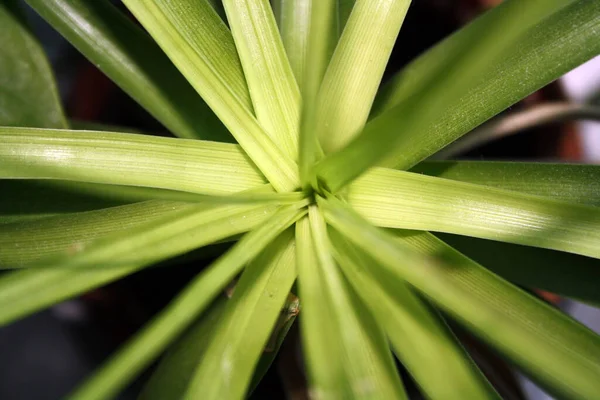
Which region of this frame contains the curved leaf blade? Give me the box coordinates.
[316,0,600,190]
[349,168,600,259]
[0,128,266,195]
[320,197,600,399]
[316,0,411,153]
[0,1,66,128]
[25,0,230,141]
[185,229,297,399]
[223,0,300,158]
[298,206,407,400]
[122,0,299,191]
[329,230,499,400]
[438,233,600,306]
[412,161,600,207]
[68,205,305,400]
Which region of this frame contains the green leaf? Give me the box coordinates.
[320,197,600,399]
[0,180,127,224]
[411,161,600,207]
[184,229,297,399]
[349,167,600,259]
[371,0,575,116]
[295,216,343,396]
[0,201,187,267]
[298,0,337,187]
[0,1,66,128]
[316,0,411,153]
[298,206,407,399]
[0,128,266,195]
[122,0,299,191]
[223,0,300,158]
[372,0,598,170]
[24,201,286,269]
[25,0,230,141]
[329,230,499,400]
[69,205,306,400]
[248,292,299,393]
[275,0,337,92]
[438,233,600,306]
[316,0,600,191]
[140,297,228,400]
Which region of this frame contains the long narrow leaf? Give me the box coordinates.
[0,201,186,267]
[349,167,600,259]
[139,297,228,400]
[320,197,600,399]
[298,0,337,187]
[329,230,499,400]
[371,0,574,115]
[0,128,266,195]
[316,0,411,153]
[69,205,306,400]
[412,161,600,207]
[301,205,407,399]
[295,215,344,397]
[123,0,298,191]
[223,0,300,158]
[373,0,598,170]
[22,201,285,269]
[25,0,230,141]
[0,1,66,128]
[316,0,600,191]
[438,233,600,306]
[184,229,297,399]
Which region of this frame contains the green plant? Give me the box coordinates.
[1,0,600,398]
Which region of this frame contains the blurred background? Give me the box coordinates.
[1,0,599,399]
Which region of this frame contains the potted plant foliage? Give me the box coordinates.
[1,0,599,398]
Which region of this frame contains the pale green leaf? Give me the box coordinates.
[185,229,296,399]
[223,0,300,158]
[298,0,337,187]
[21,201,285,269]
[0,1,66,128]
[329,230,498,400]
[320,197,600,399]
[412,161,600,207]
[438,233,600,306]
[275,0,337,92]
[275,0,313,90]
[25,0,230,141]
[316,0,600,191]
[316,0,411,153]
[123,0,299,191]
[0,201,186,267]
[295,215,344,397]
[69,205,306,400]
[300,205,407,400]
[0,128,266,195]
[349,167,600,259]
[140,298,228,400]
